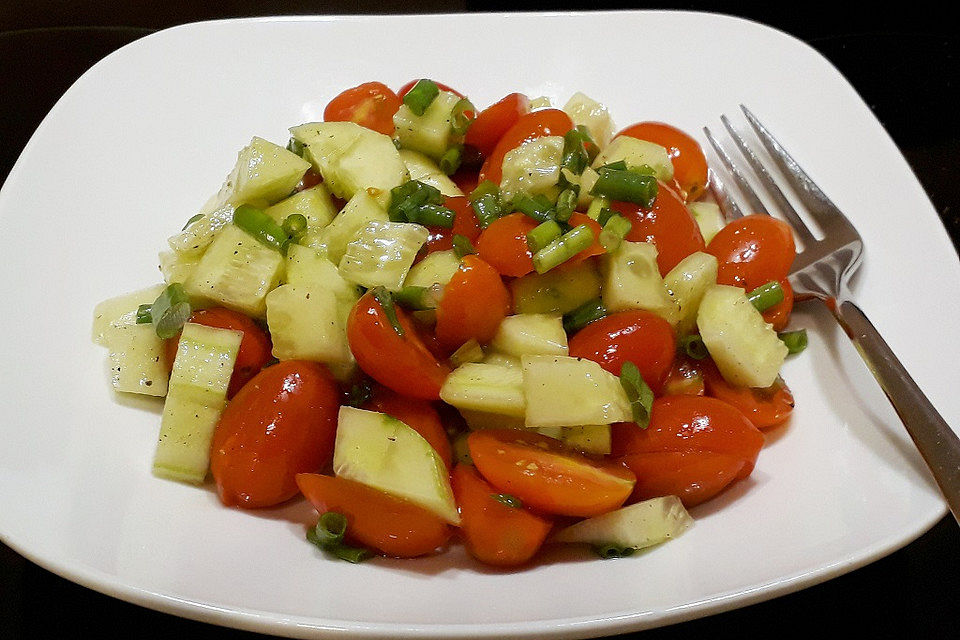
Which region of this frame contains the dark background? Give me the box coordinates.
[2,2,958,638]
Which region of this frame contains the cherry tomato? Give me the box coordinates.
[660,355,706,397]
[435,254,511,351]
[451,168,480,196]
[706,214,796,290]
[702,360,794,430]
[567,310,676,395]
[210,361,340,508]
[611,181,705,276]
[451,464,553,567]
[363,385,453,469]
[612,395,764,507]
[323,81,402,136]
[762,277,794,331]
[165,307,273,399]
[396,79,464,99]
[616,122,709,201]
[295,168,323,192]
[464,93,531,158]
[478,109,574,185]
[468,429,635,517]
[347,291,451,400]
[475,212,539,277]
[422,195,482,255]
[296,474,452,558]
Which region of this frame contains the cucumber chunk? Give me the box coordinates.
[404,249,460,289]
[440,363,526,418]
[264,183,338,230]
[489,314,568,358]
[522,355,632,428]
[338,220,429,291]
[499,136,564,204]
[399,149,463,197]
[563,92,615,147]
[550,495,693,550]
[393,90,462,161]
[687,201,726,245]
[601,241,680,323]
[265,284,355,376]
[307,189,389,264]
[592,136,673,182]
[510,260,602,315]
[662,251,719,336]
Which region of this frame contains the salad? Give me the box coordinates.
[92,79,805,567]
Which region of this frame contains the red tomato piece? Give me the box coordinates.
[467,429,636,518]
[660,355,707,397]
[323,81,402,136]
[422,195,482,255]
[435,255,511,351]
[210,361,340,508]
[296,474,452,558]
[617,451,746,508]
[464,92,531,158]
[165,307,273,399]
[567,310,676,395]
[363,385,453,469]
[396,79,464,99]
[762,277,794,331]
[707,214,796,290]
[611,181,705,276]
[475,212,539,277]
[702,360,795,430]
[346,292,451,400]
[616,121,709,202]
[478,109,574,185]
[451,464,554,567]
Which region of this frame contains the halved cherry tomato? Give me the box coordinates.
[464,93,531,158]
[612,395,764,507]
[210,361,340,508]
[422,195,482,255]
[396,79,464,99]
[165,307,273,398]
[295,168,323,192]
[468,429,635,517]
[762,277,794,331]
[478,109,574,185]
[347,291,451,400]
[611,181,705,276]
[451,464,553,567]
[475,212,539,277]
[616,122,709,202]
[451,168,480,196]
[567,310,675,395]
[296,474,452,558]
[363,385,453,469]
[661,355,706,397]
[706,214,796,290]
[435,254,511,351]
[324,81,402,136]
[702,360,794,430]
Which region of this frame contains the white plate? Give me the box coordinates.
[1,11,958,639]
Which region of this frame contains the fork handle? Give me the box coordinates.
[835,300,960,524]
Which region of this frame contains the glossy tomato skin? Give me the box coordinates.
[702,360,794,430]
[363,385,453,469]
[706,214,796,290]
[475,212,538,277]
[464,93,531,158]
[616,121,709,202]
[210,361,340,509]
[435,254,511,351]
[478,109,574,185]
[165,307,273,399]
[611,181,705,276]
[323,81,402,136]
[567,310,676,395]
[422,195,482,255]
[347,291,451,400]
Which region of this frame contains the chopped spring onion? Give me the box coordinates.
[586,196,610,221]
[410,203,456,228]
[526,220,563,254]
[747,281,784,312]
[392,284,443,311]
[562,128,591,174]
[554,187,579,223]
[596,160,628,172]
[590,168,658,207]
[439,145,463,175]
[233,204,289,253]
[450,339,485,367]
[371,286,404,337]
[181,213,204,230]
[286,137,305,156]
[619,361,655,429]
[491,493,523,509]
[469,180,503,228]
[513,193,555,223]
[593,544,636,559]
[576,125,600,162]
[389,180,445,223]
[135,303,153,325]
[282,213,308,238]
[598,213,632,252]
[402,79,440,116]
[679,334,709,360]
[150,283,191,340]
[306,512,372,564]
[532,224,593,273]
[452,234,477,259]
[345,379,373,408]
[779,329,808,354]
[563,297,607,333]
[451,98,476,136]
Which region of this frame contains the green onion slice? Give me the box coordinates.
[150,283,191,340]
[392,284,443,311]
[554,187,578,223]
[452,234,477,259]
[233,204,289,253]
[590,168,658,207]
[491,493,523,508]
[135,303,153,325]
[306,512,372,564]
[389,180,445,223]
[345,379,373,408]
[593,544,636,559]
[747,281,785,312]
[779,329,808,354]
[513,193,555,223]
[411,203,456,228]
[620,361,655,429]
[526,220,563,254]
[469,181,503,228]
[598,213,632,252]
[451,98,476,136]
[679,334,709,360]
[403,79,440,116]
[562,298,607,333]
[439,145,463,175]
[181,213,204,231]
[532,224,593,273]
[372,287,404,337]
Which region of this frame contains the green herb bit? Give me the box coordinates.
[779,329,808,354]
[576,125,600,162]
[513,193,555,223]
[555,188,578,223]
[233,204,289,253]
[150,283,191,340]
[562,129,590,175]
[469,181,503,228]
[619,361,655,429]
[403,79,440,116]
[590,168,658,207]
[491,493,523,508]
[593,544,636,559]
[135,304,153,325]
[410,203,456,228]
[596,160,628,172]
[371,286,404,337]
[306,512,373,564]
[452,234,477,259]
[532,224,593,273]
[439,145,463,175]
[389,180,444,223]
[286,137,305,156]
[586,196,610,221]
[747,281,784,312]
[451,98,476,136]
[345,379,373,407]
[679,334,709,360]
[393,284,443,311]
[526,219,563,254]
[598,213,632,252]
[562,298,607,333]
[181,213,204,231]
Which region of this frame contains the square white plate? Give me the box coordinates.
[1,11,958,639]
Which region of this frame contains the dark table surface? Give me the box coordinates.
[2,3,958,638]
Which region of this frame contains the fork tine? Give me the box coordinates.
[706,167,745,220]
[719,115,818,246]
[703,126,767,217]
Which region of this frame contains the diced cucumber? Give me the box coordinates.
[439,363,526,418]
[399,149,463,197]
[167,203,234,255]
[338,220,428,291]
[284,243,359,306]
[458,408,526,431]
[489,314,568,358]
[184,223,284,318]
[687,201,726,245]
[449,339,485,367]
[152,323,242,484]
[601,241,680,323]
[92,284,166,346]
[561,425,611,455]
[403,249,460,289]
[521,355,632,428]
[265,284,355,376]
[333,407,460,525]
[481,352,522,369]
[499,136,564,203]
[563,92,615,147]
[158,249,202,285]
[593,136,673,182]
[697,284,789,387]
[550,496,693,550]
[291,121,408,206]
[510,260,602,315]
[662,251,718,336]
[203,136,311,212]
[264,183,338,230]
[393,90,462,161]
[309,189,389,264]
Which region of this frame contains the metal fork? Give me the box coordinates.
[704,106,960,524]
